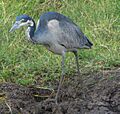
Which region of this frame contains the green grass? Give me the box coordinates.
[0,0,119,85]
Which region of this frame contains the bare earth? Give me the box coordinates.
[0,68,120,114]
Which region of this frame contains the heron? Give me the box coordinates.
[10,12,93,104]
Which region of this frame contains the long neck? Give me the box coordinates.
[26,19,46,44]
[26,19,36,43]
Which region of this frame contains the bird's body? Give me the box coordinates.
[19,12,92,55]
[10,12,93,104]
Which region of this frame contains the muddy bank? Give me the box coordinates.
[0,69,120,114]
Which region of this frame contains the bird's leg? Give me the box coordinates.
[73,51,84,88]
[73,51,80,76]
[73,51,87,99]
[55,51,65,104]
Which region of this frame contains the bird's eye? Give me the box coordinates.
[21,19,26,22]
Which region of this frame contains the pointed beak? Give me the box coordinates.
[9,22,20,32]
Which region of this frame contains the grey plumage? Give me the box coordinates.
[10,12,93,104]
[34,12,92,54]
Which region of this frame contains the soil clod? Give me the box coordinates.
[0,69,120,114]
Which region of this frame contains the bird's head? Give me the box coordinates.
[9,15,34,32]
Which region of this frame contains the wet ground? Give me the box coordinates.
[0,68,120,114]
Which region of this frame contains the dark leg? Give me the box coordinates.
[73,51,86,102]
[55,52,65,104]
[73,51,84,88]
[73,51,80,76]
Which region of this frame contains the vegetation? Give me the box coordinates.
[0,0,119,86]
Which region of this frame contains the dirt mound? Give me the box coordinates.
[0,69,120,114]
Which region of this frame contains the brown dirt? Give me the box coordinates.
[0,68,120,114]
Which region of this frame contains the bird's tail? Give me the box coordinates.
[84,36,93,48]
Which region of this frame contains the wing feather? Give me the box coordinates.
[57,21,88,49]
[35,12,90,49]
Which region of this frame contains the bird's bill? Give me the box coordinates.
[9,21,20,32]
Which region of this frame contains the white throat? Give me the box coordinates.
[27,20,34,26]
[26,27,31,40]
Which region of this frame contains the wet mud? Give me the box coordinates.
[0,69,120,114]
